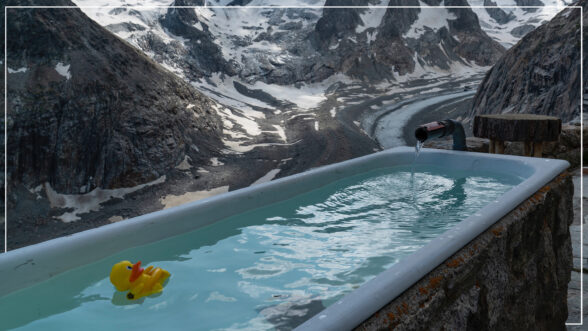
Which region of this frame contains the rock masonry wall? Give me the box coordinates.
[355,172,573,330]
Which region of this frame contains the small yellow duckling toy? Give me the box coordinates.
[110,260,171,300]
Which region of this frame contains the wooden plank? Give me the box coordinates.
[524,141,532,156]
[495,140,505,154]
[533,142,544,158]
[473,114,561,142]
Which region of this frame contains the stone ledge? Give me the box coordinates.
[356,172,573,330]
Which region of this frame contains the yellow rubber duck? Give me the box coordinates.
[110,260,170,300]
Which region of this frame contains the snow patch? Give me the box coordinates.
[211,102,265,154]
[210,157,224,166]
[73,0,168,31]
[108,215,125,223]
[222,141,300,154]
[8,67,27,74]
[404,1,456,39]
[160,186,229,209]
[468,0,564,48]
[55,62,71,79]
[46,175,166,223]
[272,125,287,143]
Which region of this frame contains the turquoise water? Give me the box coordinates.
[0,165,523,330]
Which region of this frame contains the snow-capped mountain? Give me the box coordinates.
[468,0,571,47]
[68,0,570,171]
[75,0,508,85]
[70,0,566,113]
[310,0,505,82]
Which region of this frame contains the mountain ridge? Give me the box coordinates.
[469,0,583,122]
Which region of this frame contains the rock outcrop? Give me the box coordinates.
[483,0,516,24]
[469,1,584,123]
[445,0,505,66]
[156,0,237,80]
[5,0,223,195]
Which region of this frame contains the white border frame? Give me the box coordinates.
[2,2,583,327]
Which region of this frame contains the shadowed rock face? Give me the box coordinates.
[314,0,365,44]
[446,0,506,66]
[5,0,223,194]
[470,1,584,123]
[158,0,237,80]
[484,0,516,24]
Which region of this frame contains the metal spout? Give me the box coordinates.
[414,119,466,151]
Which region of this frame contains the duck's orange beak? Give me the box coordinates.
[129,261,144,283]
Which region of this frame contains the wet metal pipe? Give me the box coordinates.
[415,119,467,151]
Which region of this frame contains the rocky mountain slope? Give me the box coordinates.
[5,0,224,195]
[469,0,584,122]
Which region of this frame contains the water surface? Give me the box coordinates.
[0,164,523,330]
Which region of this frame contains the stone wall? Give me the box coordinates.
[355,172,573,330]
[423,124,585,168]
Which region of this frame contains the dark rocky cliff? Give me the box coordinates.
[156,0,236,80]
[445,0,505,66]
[5,0,223,195]
[469,1,584,123]
[483,0,516,24]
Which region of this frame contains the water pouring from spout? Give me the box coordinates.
[414,119,467,151]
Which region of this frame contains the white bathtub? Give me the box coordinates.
[0,147,569,330]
